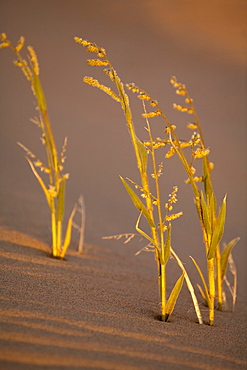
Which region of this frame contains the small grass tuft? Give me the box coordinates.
[127,76,240,325]
[1,33,78,259]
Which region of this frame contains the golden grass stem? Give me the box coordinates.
[143,103,168,319]
[216,245,223,311]
[160,263,166,320]
[207,258,215,325]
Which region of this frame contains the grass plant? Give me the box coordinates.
[75,37,203,323]
[73,195,86,253]
[125,77,239,325]
[0,33,77,259]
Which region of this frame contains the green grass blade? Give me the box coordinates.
[57,176,67,223]
[171,249,203,324]
[120,176,155,228]
[203,156,216,209]
[200,191,211,241]
[220,237,240,281]
[207,195,227,260]
[33,72,47,112]
[61,203,77,258]
[164,273,184,321]
[163,223,171,265]
[112,73,147,176]
[190,255,210,306]
[136,136,148,174]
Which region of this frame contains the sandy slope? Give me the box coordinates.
[0,225,246,370]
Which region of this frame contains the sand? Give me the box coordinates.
[0,224,246,370]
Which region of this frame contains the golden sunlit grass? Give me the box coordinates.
[75,37,203,324]
[0,32,239,326]
[126,77,239,325]
[75,37,239,326]
[0,33,80,259]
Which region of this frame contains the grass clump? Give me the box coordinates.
[0,33,77,259]
[75,37,203,324]
[168,77,239,320]
[127,77,239,325]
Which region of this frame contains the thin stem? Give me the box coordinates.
[160,263,166,320]
[216,245,223,310]
[143,102,166,317]
[42,110,59,186]
[51,207,57,256]
[208,258,215,325]
[156,103,200,198]
[57,220,62,255]
[172,249,203,324]
[108,62,160,261]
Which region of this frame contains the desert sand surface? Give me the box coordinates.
[0,227,247,370]
[0,225,246,370]
[0,1,246,369]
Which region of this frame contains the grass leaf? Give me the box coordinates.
[57,176,67,223]
[165,273,184,321]
[220,237,240,281]
[163,223,171,265]
[120,176,155,228]
[171,249,203,324]
[200,191,211,245]
[136,136,148,174]
[61,203,77,258]
[207,195,227,260]
[32,73,47,112]
[190,256,210,306]
[203,156,216,209]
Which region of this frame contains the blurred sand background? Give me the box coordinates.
[0,1,246,368]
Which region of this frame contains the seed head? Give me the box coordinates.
[170,76,180,88]
[165,212,183,221]
[15,36,25,53]
[194,148,210,159]
[87,59,109,67]
[209,162,214,171]
[165,125,176,133]
[165,147,176,159]
[27,46,39,75]
[142,110,161,118]
[176,87,186,96]
[83,76,120,102]
[86,45,99,53]
[138,93,151,101]
[173,104,194,114]
[0,33,10,48]
[74,37,91,47]
[126,83,140,93]
[167,186,179,204]
[187,123,197,130]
